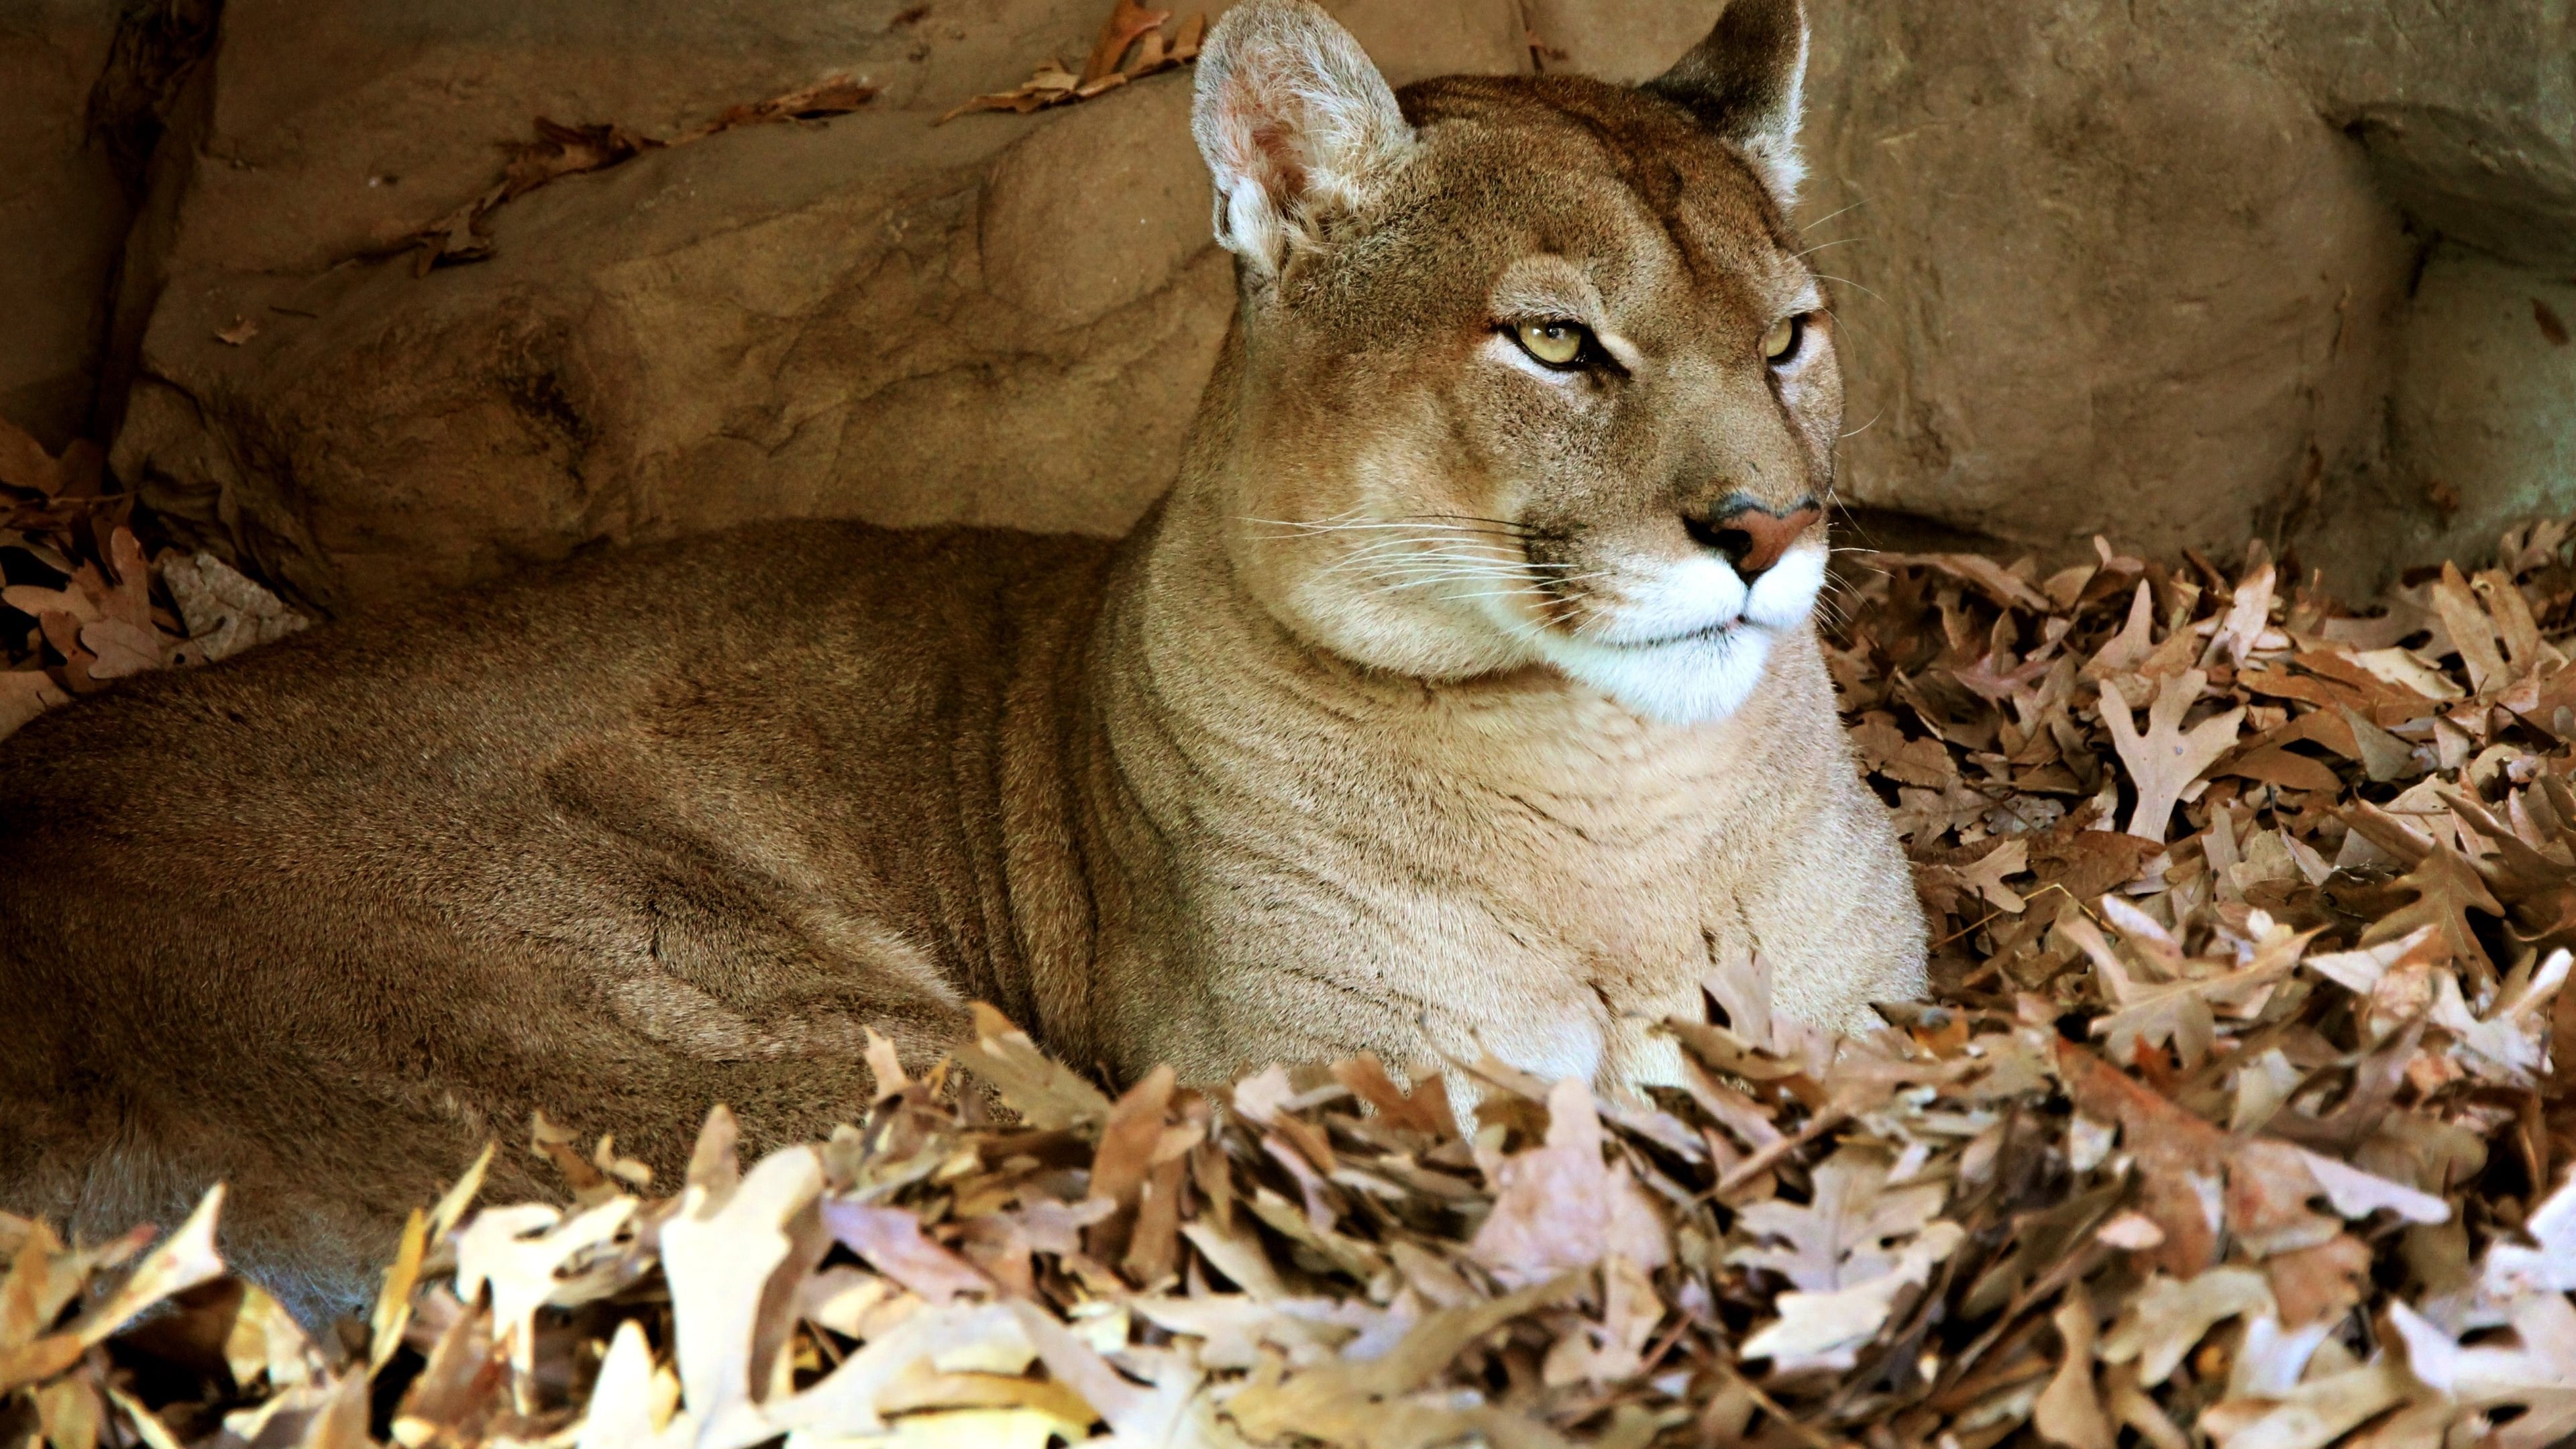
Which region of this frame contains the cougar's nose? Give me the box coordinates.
[1684,497,1823,579]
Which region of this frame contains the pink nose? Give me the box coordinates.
[1686,499,1821,578]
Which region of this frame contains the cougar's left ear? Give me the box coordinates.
[1642,0,1809,203]
[1191,0,1413,281]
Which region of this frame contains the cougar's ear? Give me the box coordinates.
[1643,0,1809,203]
[1191,0,1413,280]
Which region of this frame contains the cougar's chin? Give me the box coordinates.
[1512,547,1827,725]
[1532,625,1781,724]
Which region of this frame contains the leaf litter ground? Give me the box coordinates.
[7,502,2576,1448]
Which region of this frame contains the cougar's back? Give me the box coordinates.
[0,522,1114,1320]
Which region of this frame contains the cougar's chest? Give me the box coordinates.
[1351,698,1770,1082]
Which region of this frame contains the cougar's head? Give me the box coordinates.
[1193,0,1839,724]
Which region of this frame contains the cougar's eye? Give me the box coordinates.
[1762,315,1805,365]
[1513,319,1591,369]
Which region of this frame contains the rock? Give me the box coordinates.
[0,0,130,448]
[2377,249,2576,573]
[2265,0,2576,272]
[1525,0,1721,82]
[142,0,1115,280]
[116,89,1228,611]
[2258,1,2576,589]
[107,0,1529,613]
[1799,0,2414,568]
[1331,0,1529,80]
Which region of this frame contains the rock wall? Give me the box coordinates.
[0,0,128,451]
[3,0,2571,612]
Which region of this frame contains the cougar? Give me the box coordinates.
[0,0,1923,1320]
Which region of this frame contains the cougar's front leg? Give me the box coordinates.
[1725,759,1929,1036]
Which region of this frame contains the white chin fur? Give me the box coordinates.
[1534,625,1780,724]
[1513,545,1827,725]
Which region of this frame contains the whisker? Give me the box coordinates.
[1813,273,1886,305]
[1231,515,1636,608]
[1322,550,1598,583]
[1254,520,1507,535]
[1391,577,1546,595]
[1328,549,1527,570]
[1399,512,1542,537]
[1242,514,1529,540]
[1368,565,1532,582]
[1796,200,1866,237]
[1309,540,1519,564]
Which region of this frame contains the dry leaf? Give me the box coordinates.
[2100,669,2245,838]
[957,1003,1114,1129]
[163,550,308,664]
[2391,1293,2576,1449]
[823,1202,991,1305]
[0,670,69,739]
[2101,1267,2275,1387]
[1738,1222,1962,1375]
[2035,1285,2113,1449]
[23,520,2576,1449]
[1727,1149,1947,1292]
[1469,1079,1670,1284]
[2200,1359,2414,1449]
[944,2,1207,120]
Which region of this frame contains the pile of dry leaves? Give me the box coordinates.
[7,519,2576,1449]
[0,420,306,741]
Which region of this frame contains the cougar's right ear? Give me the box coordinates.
[1191,0,1413,280]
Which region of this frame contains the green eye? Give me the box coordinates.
[1514,319,1588,368]
[1763,315,1805,364]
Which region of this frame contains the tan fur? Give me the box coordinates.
[0,0,1921,1321]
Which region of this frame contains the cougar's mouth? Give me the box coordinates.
[1495,541,1828,724]
[1599,616,1752,649]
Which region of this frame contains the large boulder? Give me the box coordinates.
[0,0,129,449]
[2261,0,2576,584]
[108,0,1527,612]
[115,89,1227,612]
[2265,0,2576,273]
[1795,0,2414,567]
